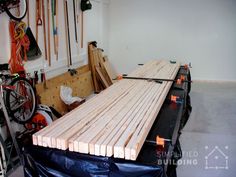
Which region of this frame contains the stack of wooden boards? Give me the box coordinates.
[36,65,94,115]
[33,60,180,161]
[88,43,117,92]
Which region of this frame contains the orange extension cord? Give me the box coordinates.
[8,21,30,74]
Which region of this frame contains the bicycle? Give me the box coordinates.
[0,0,27,21]
[0,64,36,124]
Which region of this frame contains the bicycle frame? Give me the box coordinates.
[0,70,35,122]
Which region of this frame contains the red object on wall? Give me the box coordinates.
[8,21,30,74]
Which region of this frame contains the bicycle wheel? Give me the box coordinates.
[5,0,27,21]
[5,77,37,124]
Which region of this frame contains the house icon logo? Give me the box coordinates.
[205,146,228,170]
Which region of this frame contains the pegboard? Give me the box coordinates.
[36,65,94,115]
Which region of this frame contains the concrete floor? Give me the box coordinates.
[177,81,236,177]
[8,82,236,177]
[8,166,24,177]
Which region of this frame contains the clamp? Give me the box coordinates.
[146,135,172,148]
[171,95,183,104]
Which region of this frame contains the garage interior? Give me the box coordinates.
[0,0,236,177]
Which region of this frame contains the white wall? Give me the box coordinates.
[0,0,109,79]
[1,0,236,81]
[108,0,236,81]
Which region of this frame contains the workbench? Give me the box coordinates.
[23,66,191,177]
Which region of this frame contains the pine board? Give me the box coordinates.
[33,60,180,160]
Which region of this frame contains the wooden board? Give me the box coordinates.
[33,60,180,160]
[88,44,100,92]
[98,54,113,85]
[103,56,117,83]
[96,67,109,88]
[88,44,113,91]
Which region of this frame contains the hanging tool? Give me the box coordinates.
[26,73,33,85]
[55,0,59,60]
[36,0,43,42]
[80,0,92,48]
[51,0,57,57]
[81,7,84,48]
[26,0,30,26]
[51,0,55,52]
[42,0,48,61]
[73,0,78,43]
[34,71,39,85]
[40,69,44,82]
[47,0,51,66]
[76,0,80,25]
[40,69,47,89]
[64,0,72,66]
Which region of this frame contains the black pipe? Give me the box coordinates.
[120,76,192,83]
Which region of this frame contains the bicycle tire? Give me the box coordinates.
[5,0,27,21]
[5,77,37,124]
